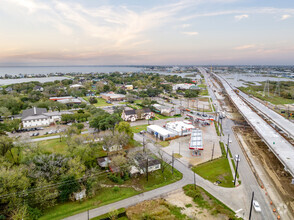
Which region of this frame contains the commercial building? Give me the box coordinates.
[189,129,203,151]
[100,92,126,101]
[165,121,195,136]
[49,96,82,105]
[172,83,198,91]
[147,125,175,141]
[21,107,72,128]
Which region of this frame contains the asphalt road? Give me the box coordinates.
[200,67,275,220]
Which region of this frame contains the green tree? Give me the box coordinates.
[0,136,14,157]
[115,121,133,139]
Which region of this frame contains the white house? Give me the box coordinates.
[21,107,72,128]
[133,153,161,175]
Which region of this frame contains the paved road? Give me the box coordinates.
[200,68,276,220]
[238,90,294,139]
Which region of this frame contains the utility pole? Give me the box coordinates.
[249,192,254,220]
[143,133,145,153]
[211,143,215,161]
[179,142,180,155]
[226,134,230,158]
[234,156,239,187]
[194,172,196,190]
[146,157,149,182]
[172,151,174,175]
[87,210,89,220]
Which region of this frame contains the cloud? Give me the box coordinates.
[181,7,294,21]
[234,44,255,50]
[235,14,249,21]
[182,24,191,28]
[281,14,291,20]
[182,31,199,36]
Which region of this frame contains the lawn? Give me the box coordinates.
[154,113,181,120]
[192,157,234,187]
[158,141,170,147]
[40,188,138,220]
[84,97,112,107]
[37,138,67,154]
[93,98,113,107]
[131,124,148,133]
[40,162,182,220]
[183,185,240,219]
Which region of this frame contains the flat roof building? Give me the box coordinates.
[189,129,203,151]
[165,121,195,136]
[147,125,175,141]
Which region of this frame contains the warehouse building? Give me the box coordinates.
[147,125,175,141]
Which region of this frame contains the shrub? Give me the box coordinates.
[113,186,120,192]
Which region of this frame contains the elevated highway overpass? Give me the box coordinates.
[212,72,294,178]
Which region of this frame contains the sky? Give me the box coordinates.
[0,0,294,66]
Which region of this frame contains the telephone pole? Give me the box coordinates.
[249,192,254,220]
[211,143,215,161]
[172,151,174,175]
[194,172,196,189]
[226,134,230,158]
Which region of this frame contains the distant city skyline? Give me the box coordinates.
[0,0,294,65]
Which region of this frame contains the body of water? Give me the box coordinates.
[0,66,142,76]
[0,77,70,86]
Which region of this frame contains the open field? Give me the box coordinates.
[192,157,234,187]
[238,81,294,105]
[131,124,148,133]
[84,97,113,107]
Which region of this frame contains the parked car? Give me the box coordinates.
[202,114,207,117]
[196,112,201,116]
[253,200,261,212]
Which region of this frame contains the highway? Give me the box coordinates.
[237,90,294,140]
[200,68,276,220]
[211,71,294,178]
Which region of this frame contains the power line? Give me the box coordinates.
[0,171,108,199]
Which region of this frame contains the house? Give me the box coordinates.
[147,125,176,141]
[165,121,195,136]
[121,109,137,122]
[121,108,154,122]
[33,86,44,92]
[70,84,84,89]
[5,87,13,92]
[21,107,72,128]
[124,85,133,90]
[133,153,161,174]
[152,104,180,116]
[172,83,197,91]
[97,157,111,168]
[100,92,125,101]
[86,90,95,97]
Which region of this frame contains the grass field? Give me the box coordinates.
[192,157,234,187]
[183,185,239,219]
[37,138,67,154]
[41,162,182,220]
[84,97,112,107]
[158,141,170,147]
[154,113,181,120]
[131,124,148,133]
[40,188,138,220]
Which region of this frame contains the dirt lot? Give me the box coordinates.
[165,189,227,220]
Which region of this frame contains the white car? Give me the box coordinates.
[253,200,261,212]
[235,154,240,162]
